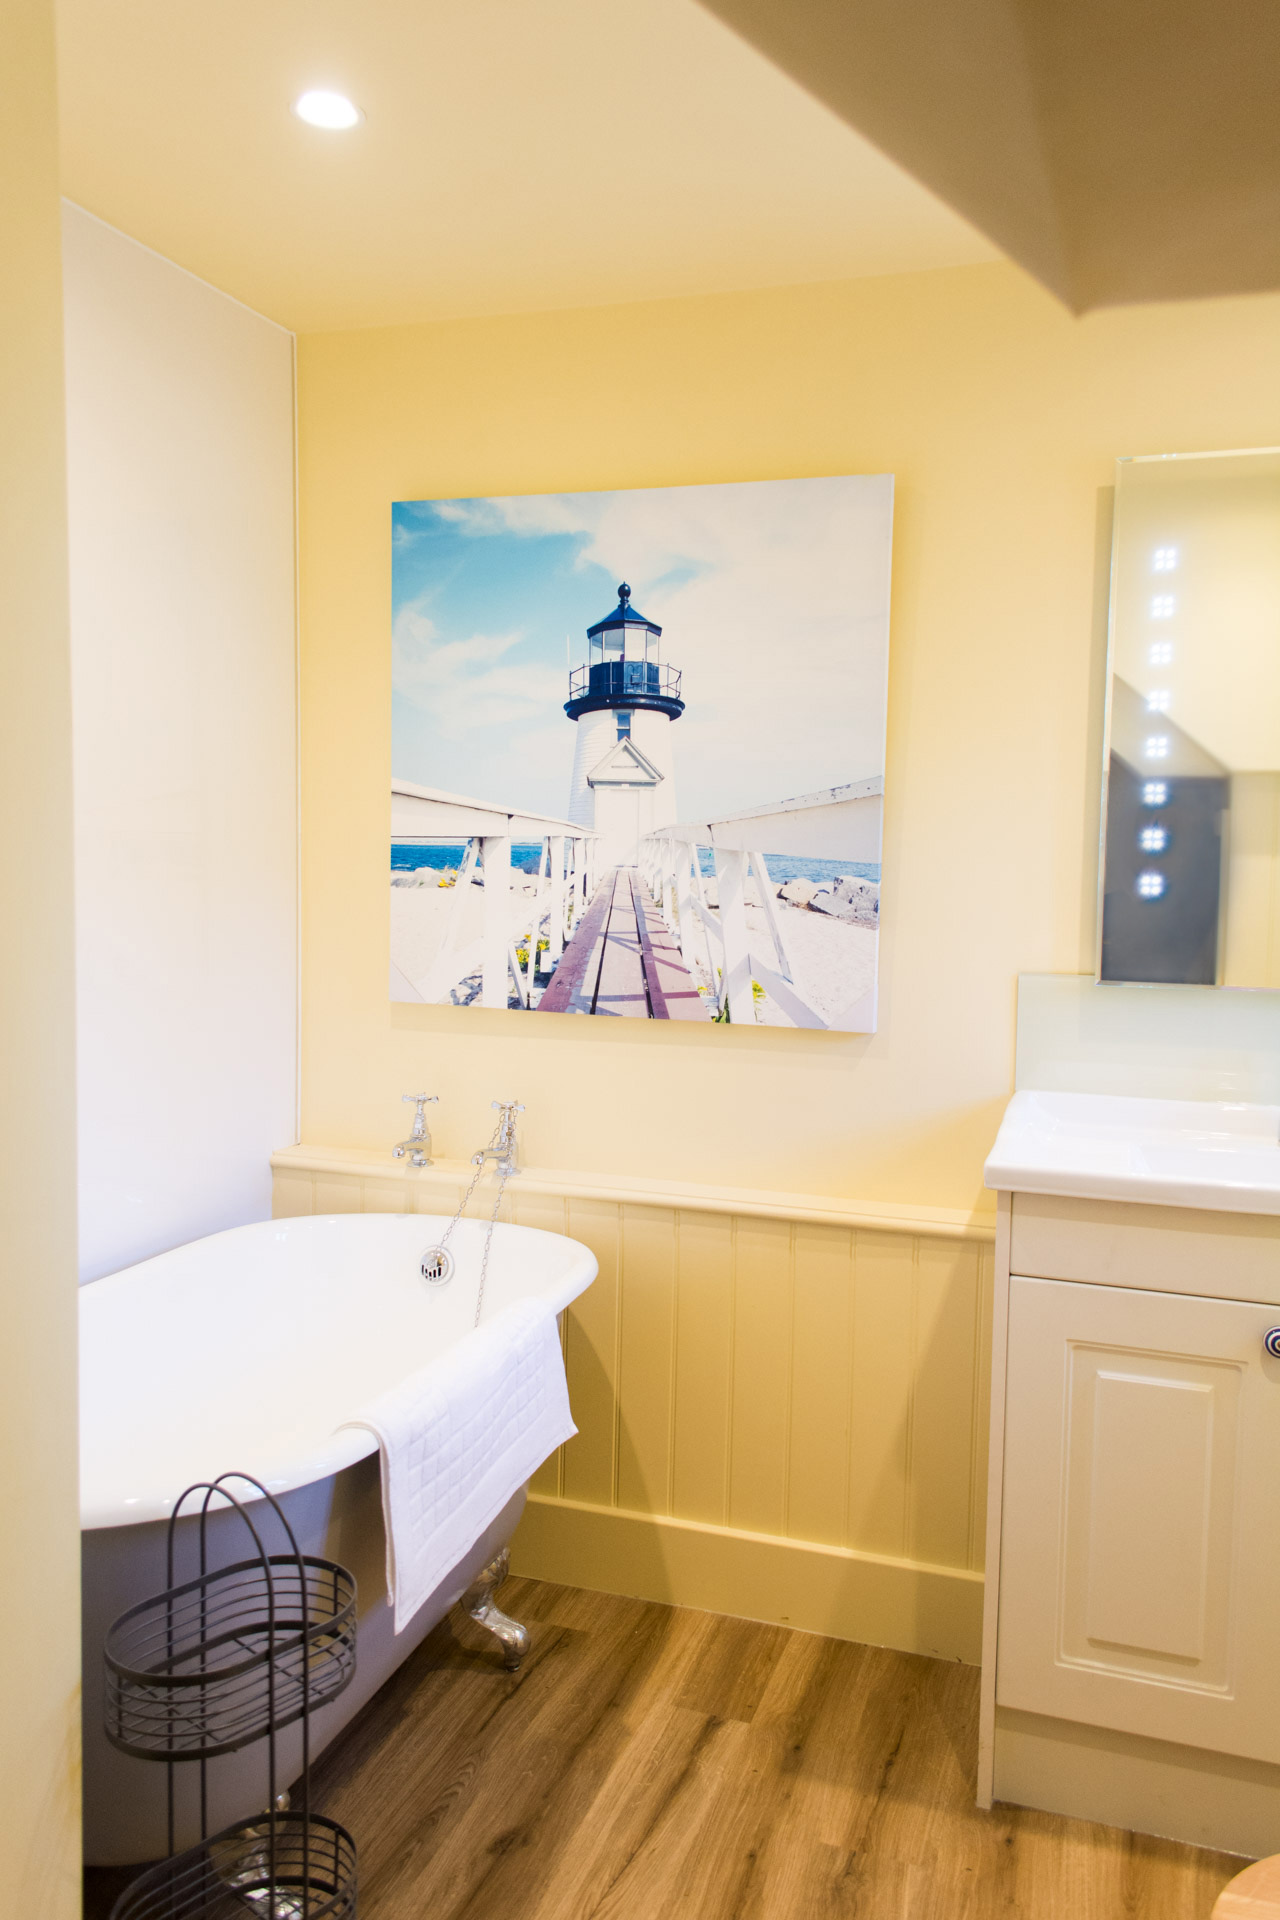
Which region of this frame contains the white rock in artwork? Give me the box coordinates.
[778,877,819,907]
[809,875,879,927]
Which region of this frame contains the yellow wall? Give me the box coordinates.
[297,261,1280,1213]
[0,2,82,1912]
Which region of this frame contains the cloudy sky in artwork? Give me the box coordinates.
[391,475,893,824]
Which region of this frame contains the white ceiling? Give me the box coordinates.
[56,0,997,333]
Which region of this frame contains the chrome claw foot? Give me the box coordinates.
[460,1547,530,1672]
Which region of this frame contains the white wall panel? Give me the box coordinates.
[63,205,296,1282]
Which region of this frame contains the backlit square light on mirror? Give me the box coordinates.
[1101,444,1280,990]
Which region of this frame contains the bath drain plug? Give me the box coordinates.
[420,1247,454,1285]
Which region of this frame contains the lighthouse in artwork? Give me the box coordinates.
[565,583,685,868]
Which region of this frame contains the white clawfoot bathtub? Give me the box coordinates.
[80,1211,596,1866]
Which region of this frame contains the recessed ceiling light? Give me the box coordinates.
[293,90,362,131]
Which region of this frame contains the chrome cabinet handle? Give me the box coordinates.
[1264,1329,1280,1358]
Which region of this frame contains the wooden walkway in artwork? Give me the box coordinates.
[538,866,709,1019]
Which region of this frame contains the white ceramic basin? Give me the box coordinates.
[985,1090,1280,1214]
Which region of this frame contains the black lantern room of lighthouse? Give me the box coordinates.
[564,583,685,735]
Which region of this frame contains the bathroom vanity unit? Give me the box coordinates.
[981,1090,1280,1858]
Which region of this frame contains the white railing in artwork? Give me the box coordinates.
[391,782,599,1009]
[639,777,884,1029]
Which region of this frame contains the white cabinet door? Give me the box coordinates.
[997,1275,1280,1762]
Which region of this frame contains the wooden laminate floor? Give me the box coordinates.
[86,1577,1244,1919]
[308,1577,1240,1919]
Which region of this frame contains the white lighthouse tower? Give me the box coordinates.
[565,583,684,869]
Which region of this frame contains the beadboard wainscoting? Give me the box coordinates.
[272,1147,995,1661]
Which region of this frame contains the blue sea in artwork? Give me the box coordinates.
[392,842,544,873]
[392,843,879,885]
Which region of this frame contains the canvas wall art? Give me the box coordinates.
[390,475,893,1029]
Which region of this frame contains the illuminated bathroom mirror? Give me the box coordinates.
[1099,447,1280,987]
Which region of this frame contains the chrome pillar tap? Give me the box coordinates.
[472,1101,524,1177]
[393,1092,438,1168]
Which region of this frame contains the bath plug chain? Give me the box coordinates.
[416,1104,521,1323]
[417,1157,485,1286]
[473,1166,511,1329]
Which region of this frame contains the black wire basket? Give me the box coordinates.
[104,1472,359,1917]
[108,1811,357,1920]
[105,1550,357,1761]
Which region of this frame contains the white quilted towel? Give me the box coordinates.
[342,1298,576,1633]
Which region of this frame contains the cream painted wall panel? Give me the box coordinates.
[278,1164,992,1584]
[271,1164,987,1652]
[0,3,82,1909]
[907,1240,984,1570]
[360,1176,406,1213]
[510,1190,570,1237]
[313,1179,361,1215]
[273,1171,314,1219]
[267,1157,990,1601]
[728,1217,794,1538]
[416,1179,468,1218]
[671,1211,735,1526]
[561,1198,622,1508]
[509,1190,571,1497]
[547,1311,570,1498]
[787,1224,855,1546]
[63,204,297,1283]
[848,1231,916,1559]
[616,1205,678,1515]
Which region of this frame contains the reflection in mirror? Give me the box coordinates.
[1099,448,1280,987]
